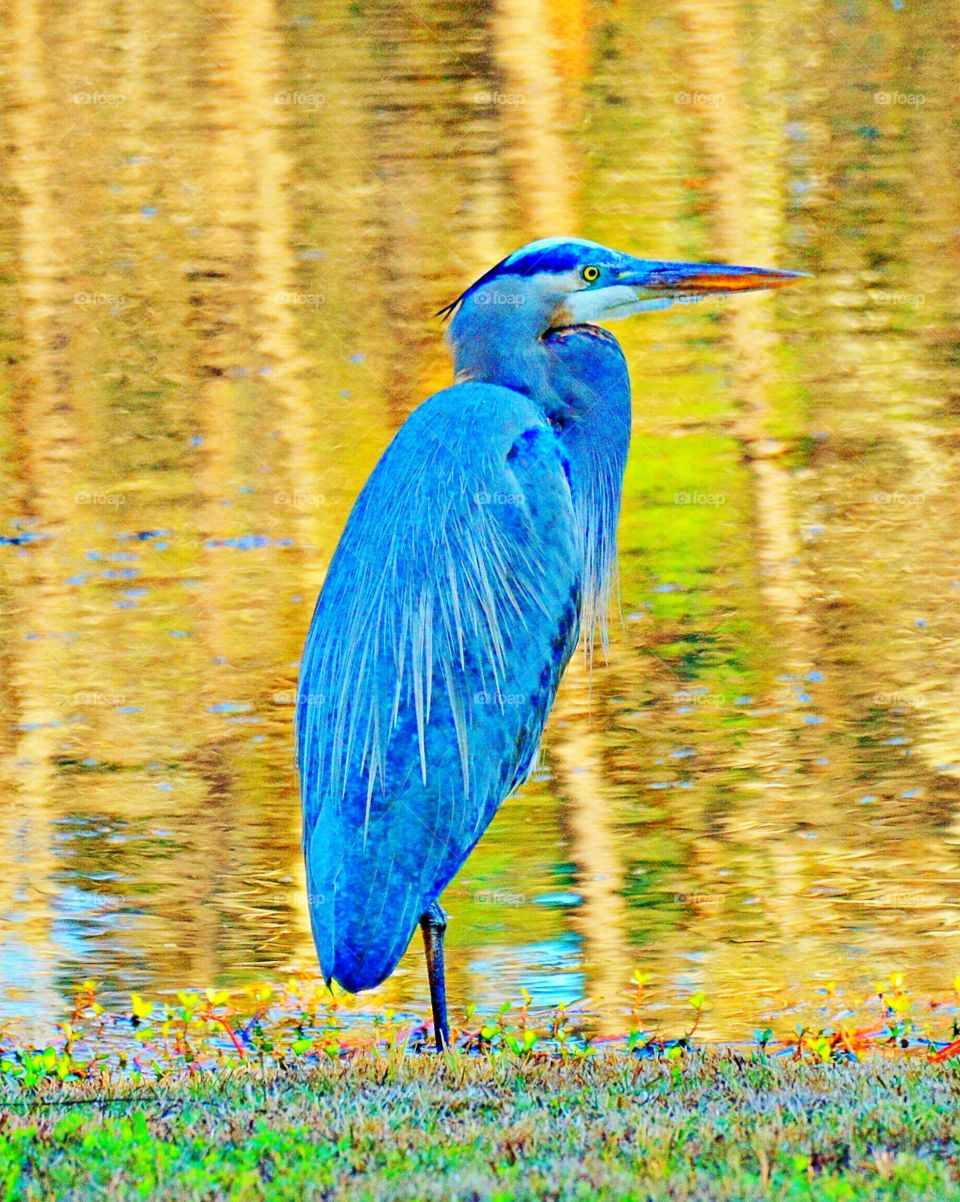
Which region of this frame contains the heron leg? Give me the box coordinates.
[419,901,449,1052]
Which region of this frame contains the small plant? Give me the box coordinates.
[2,967,960,1088]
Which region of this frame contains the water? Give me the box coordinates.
[1,0,959,1040]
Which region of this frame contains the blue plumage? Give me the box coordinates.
[296,238,803,1043]
[296,379,605,991]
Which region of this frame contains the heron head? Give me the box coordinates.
[441,236,806,335]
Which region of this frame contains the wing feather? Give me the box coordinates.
[296,382,582,991]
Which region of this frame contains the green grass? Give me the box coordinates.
[3,1051,960,1200]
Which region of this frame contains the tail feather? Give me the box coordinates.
[306,815,424,992]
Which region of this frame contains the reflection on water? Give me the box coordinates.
[1,0,959,1039]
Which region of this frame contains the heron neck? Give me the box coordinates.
[447,289,566,417]
[450,294,632,645]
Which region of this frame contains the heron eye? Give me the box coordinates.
[582,265,600,283]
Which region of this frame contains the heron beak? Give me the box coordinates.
[559,258,809,325]
[623,259,809,300]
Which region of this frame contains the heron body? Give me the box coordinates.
[296,237,803,1045]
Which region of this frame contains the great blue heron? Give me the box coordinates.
[296,237,803,1050]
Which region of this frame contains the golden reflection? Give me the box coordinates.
[493,0,580,233]
[676,0,814,641]
[490,0,635,1023]
[1,0,959,1034]
[2,0,78,1036]
[550,664,634,1036]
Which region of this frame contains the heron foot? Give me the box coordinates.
[419,902,449,1052]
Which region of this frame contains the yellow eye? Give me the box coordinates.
[582,265,600,282]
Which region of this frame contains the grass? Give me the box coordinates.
[3,1052,960,1200]
[3,973,960,1200]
